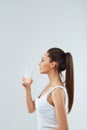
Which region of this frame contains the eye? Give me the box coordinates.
[41,59,44,62]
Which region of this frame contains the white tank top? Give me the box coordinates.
[35,86,68,130]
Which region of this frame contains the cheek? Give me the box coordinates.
[41,62,49,68]
[40,63,50,73]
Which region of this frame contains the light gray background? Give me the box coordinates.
[0,0,87,130]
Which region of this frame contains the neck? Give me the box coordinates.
[47,70,63,87]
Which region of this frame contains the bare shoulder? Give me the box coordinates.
[52,87,65,97]
[51,87,65,104]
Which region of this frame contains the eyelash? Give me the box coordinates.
[41,59,44,62]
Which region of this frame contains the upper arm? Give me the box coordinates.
[51,88,68,130]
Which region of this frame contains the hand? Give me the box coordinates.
[22,77,33,89]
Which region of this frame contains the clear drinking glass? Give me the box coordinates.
[24,68,33,79]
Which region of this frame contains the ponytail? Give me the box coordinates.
[47,47,74,113]
[65,52,74,113]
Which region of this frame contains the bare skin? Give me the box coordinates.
[22,52,69,130]
[22,77,35,113]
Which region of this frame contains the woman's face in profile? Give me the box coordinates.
[39,52,51,74]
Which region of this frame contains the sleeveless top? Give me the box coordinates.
[35,86,68,130]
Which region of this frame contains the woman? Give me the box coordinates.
[22,47,74,130]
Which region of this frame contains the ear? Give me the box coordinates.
[50,61,56,68]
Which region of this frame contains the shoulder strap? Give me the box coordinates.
[46,86,67,99]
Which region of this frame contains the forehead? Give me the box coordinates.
[42,52,49,58]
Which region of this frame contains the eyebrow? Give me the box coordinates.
[41,57,45,60]
[41,57,49,60]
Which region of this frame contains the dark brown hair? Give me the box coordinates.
[47,47,74,113]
